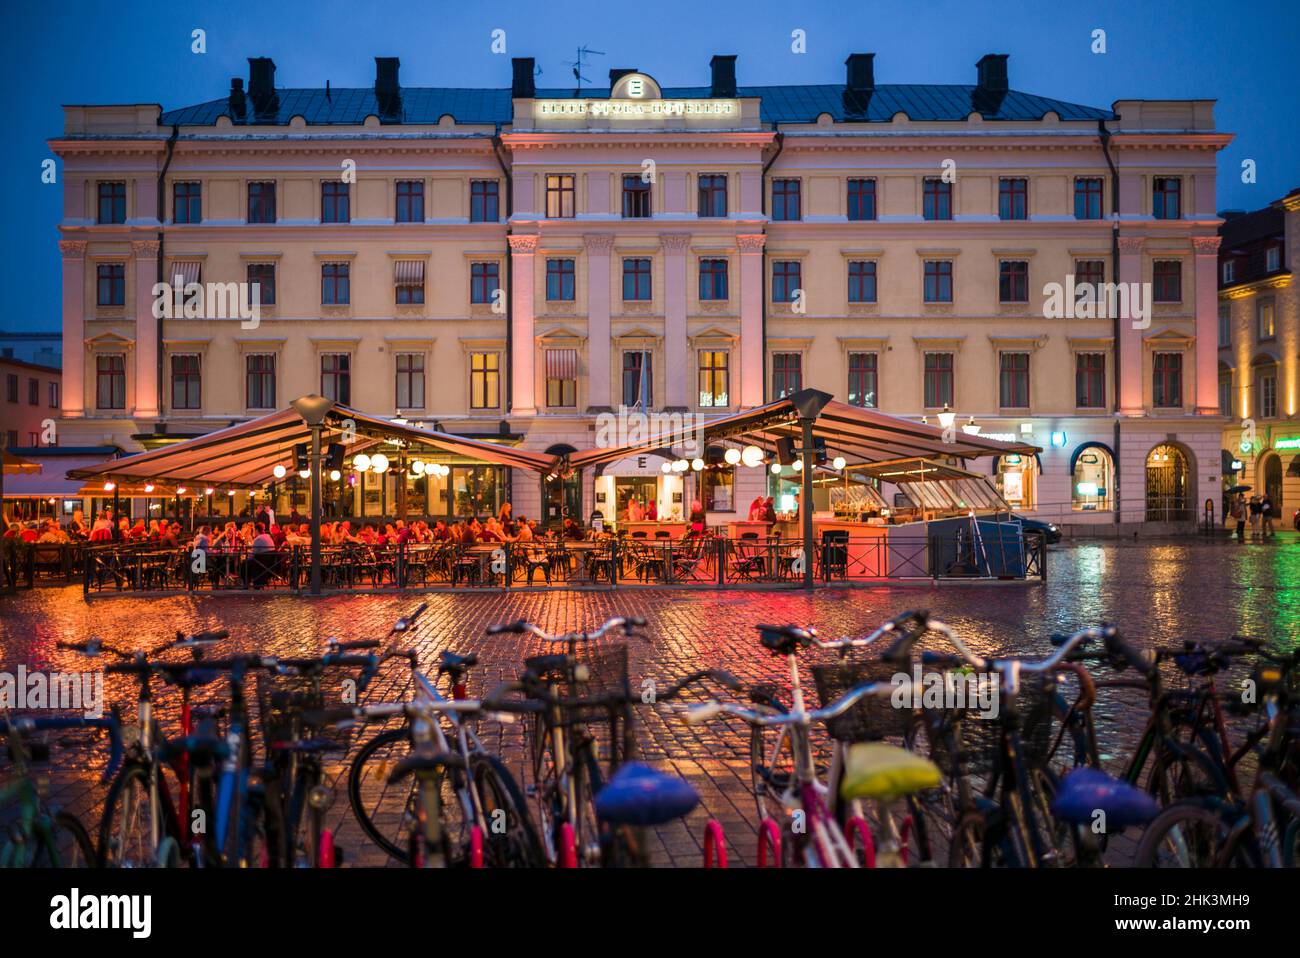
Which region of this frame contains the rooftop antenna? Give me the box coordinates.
[567,45,605,96]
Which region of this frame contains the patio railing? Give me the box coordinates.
[81,531,1046,596]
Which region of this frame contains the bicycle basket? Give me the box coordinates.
[924,670,1057,776]
[524,642,630,727]
[811,660,914,742]
[255,673,325,751]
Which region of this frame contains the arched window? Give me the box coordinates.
[1146,443,1191,521]
[1070,443,1114,512]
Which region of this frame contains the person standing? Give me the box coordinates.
[1230,494,1245,540]
[1261,492,1275,538]
[1248,495,1263,539]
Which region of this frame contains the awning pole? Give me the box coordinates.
[309,423,323,595]
[800,416,815,590]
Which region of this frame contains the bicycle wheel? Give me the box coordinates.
[1134,800,1245,868]
[98,762,172,867]
[1147,737,1229,805]
[24,811,96,868]
[749,724,797,820]
[471,754,545,867]
[948,808,1024,868]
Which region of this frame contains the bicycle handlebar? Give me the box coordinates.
[683,677,907,729]
[921,621,1114,675]
[3,709,125,783]
[486,616,647,642]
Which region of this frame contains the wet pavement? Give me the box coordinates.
[2,534,1297,867]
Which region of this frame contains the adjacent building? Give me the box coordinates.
[49,52,1231,530]
[1218,187,1300,518]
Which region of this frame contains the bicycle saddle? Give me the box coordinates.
[840,743,942,802]
[592,761,700,826]
[1050,767,1159,828]
[386,751,468,784]
[757,624,815,656]
[747,683,784,710]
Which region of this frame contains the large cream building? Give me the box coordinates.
[50,52,1231,531]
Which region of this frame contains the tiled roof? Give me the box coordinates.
[159,84,1114,127]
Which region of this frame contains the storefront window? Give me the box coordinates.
[701,466,734,512]
[452,466,503,519]
[995,455,1037,510]
[1072,448,1113,511]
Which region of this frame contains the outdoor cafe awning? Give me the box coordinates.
[562,389,1041,471]
[2,451,42,476]
[65,399,557,489]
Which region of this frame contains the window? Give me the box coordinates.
[96,263,125,307]
[698,174,727,217]
[4,374,15,402]
[48,381,59,409]
[998,260,1029,303]
[1076,353,1106,408]
[622,350,653,408]
[246,354,275,409]
[1152,177,1181,219]
[170,354,201,410]
[622,258,651,301]
[923,353,953,408]
[1219,372,1232,416]
[395,353,425,409]
[1257,298,1276,340]
[1075,259,1105,291]
[1259,367,1278,419]
[847,261,877,303]
[1074,177,1104,220]
[545,349,577,408]
[394,261,425,305]
[471,180,500,222]
[321,181,350,223]
[173,182,201,224]
[4,431,15,448]
[772,260,801,303]
[545,175,575,218]
[470,262,500,304]
[772,353,802,399]
[320,353,351,404]
[96,354,126,409]
[247,263,276,306]
[321,262,350,305]
[27,378,38,406]
[546,259,575,301]
[847,178,877,221]
[847,352,877,408]
[999,352,1030,408]
[1222,260,1235,284]
[701,466,734,512]
[699,258,728,301]
[395,180,424,223]
[1153,260,1182,302]
[998,178,1027,220]
[923,178,952,220]
[923,260,953,303]
[248,181,276,223]
[698,351,729,408]
[1153,353,1183,408]
[772,179,801,221]
[1266,247,1281,272]
[1218,306,1231,347]
[469,352,500,409]
[622,175,651,218]
[97,182,126,224]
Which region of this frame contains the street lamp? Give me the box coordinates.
[937,405,956,431]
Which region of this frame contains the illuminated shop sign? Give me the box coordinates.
[534,99,737,118]
[1275,436,1300,451]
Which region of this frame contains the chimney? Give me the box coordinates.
[609,68,637,88]
[845,53,874,93]
[976,54,1008,93]
[710,55,737,98]
[228,78,246,118]
[375,57,400,116]
[248,57,276,104]
[511,57,535,98]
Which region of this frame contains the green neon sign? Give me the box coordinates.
[1276,436,1300,451]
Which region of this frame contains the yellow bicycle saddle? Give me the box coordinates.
[840,742,942,802]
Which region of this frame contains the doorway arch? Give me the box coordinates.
[1145,442,1192,522]
[1258,451,1283,513]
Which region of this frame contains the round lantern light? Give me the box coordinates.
[205,487,215,496]
[370,453,390,474]
[832,456,847,471]
[741,445,764,468]
[661,462,672,474]
[176,487,187,496]
[273,464,287,479]
[792,459,804,471]
[353,453,371,472]
[329,469,342,482]
[298,469,311,480]
[724,447,742,466]
[770,462,782,475]
[410,459,425,476]
[691,458,704,471]
[103,481,115,492]
[144,483,155,493]
[228,489,236,497]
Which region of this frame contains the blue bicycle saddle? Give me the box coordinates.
[593,762,700,826]
[1050,767,1159,828]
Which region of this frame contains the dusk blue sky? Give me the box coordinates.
[2,0,1297,333]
